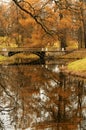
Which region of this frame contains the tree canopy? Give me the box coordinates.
[0,0,86,48]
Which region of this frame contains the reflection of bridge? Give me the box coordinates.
[0,47,66,59]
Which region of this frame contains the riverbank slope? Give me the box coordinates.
[60,49,86,79]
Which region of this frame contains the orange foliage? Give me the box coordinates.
[67,124,77,130]
[1,0,85,47]
[19,16,35,27]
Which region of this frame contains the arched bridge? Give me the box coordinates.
[0,48,46,59]
[0,47,67,59]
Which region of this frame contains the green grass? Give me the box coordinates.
[68,58,86,71]
[0,53,40,64]
[0,55,8,61]
[0,54,15,64]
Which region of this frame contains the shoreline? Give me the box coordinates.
[60,67,86,80]
[59,49,86,79]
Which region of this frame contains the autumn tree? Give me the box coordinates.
[11,0,86,49]
[0,1,22,46]
[0,4,11,36]
[0,0,86,48]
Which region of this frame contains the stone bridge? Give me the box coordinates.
[0,47,67,59]
[0,48,46,59]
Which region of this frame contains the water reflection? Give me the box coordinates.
[0,65,86,130]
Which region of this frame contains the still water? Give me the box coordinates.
[0,62,86,130]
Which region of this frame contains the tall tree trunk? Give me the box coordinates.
[78,26,85,49]
[80,21,86,48]
[79,0,86,48]
[60,37,66,50]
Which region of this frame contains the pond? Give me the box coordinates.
[0,59,86,130]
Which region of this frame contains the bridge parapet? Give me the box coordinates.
[0,47,68,58]
[0,48,46,59]
[0,47,67,52]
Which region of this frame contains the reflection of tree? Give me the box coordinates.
[0,65,85,129]
[34,70,86,130]
[0,65,23,129]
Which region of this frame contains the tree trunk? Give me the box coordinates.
[78,25,86,49]
[78,27,85,49]
[79,0,86,48]
[60,37,66,50]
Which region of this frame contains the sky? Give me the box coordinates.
[0,0,10,3]
[3,0,10,2]
[0,0,11,5]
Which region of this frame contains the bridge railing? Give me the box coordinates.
[0,47,68,52]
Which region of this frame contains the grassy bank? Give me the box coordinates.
[60,49,86,78]
[62,58,86,78]
[68,58,86,71]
